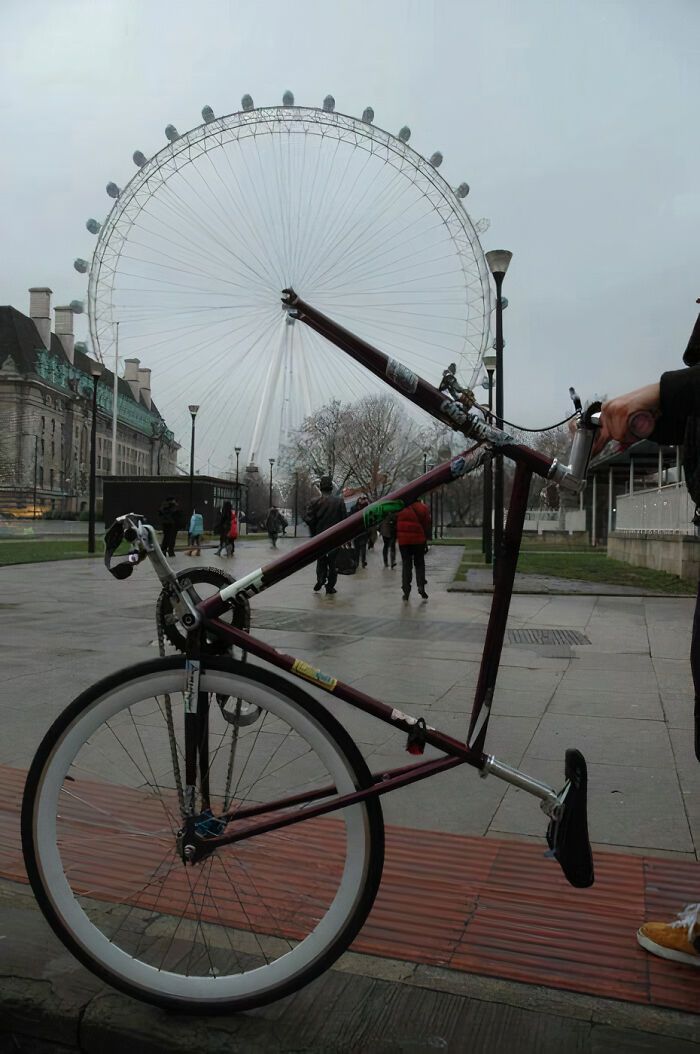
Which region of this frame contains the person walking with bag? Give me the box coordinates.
[396,498,431,601]
[266,506,286,548]
[305,476,346,595]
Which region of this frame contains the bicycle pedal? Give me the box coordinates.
[546,748,594,888]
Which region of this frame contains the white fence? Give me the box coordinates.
[615,483,696,534]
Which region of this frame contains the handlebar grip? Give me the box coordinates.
[627,411,656,441]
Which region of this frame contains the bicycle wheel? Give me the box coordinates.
[22,656,384,1012]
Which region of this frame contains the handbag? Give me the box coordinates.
[335,544,358,576]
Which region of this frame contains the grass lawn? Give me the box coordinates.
[0,539,99,565]
[454,546,696,595]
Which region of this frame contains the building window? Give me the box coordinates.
[52,420,55,434]
[50,469,54,489]
[41,416,45,433]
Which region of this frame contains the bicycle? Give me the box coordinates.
[22,290,610,1014]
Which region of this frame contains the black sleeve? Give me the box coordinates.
[652,364,700,445]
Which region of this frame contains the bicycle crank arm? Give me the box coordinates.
[481,750,594,888]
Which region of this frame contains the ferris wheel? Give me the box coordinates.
[74,93,493,473]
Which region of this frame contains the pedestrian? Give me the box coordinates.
[158,496,181,557]
[305,476,347,595]
[185,509,204,556]
[351,495,370,568]
[266,506,286,548]
[380,510,397,568]
[595,304,700,967]
[216,501,235,557]
[396,498,431,601]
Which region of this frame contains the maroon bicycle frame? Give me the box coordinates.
[188,297,556,852]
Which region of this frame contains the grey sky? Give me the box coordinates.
[1,0,697,468]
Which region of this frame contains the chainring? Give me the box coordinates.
[156,567,250,656]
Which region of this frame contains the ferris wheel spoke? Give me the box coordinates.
[293,138,361,289]
[157,173,280,292]
[204,146,289,288]
[298,153,404,290]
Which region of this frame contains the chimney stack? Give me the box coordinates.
[54,305,75,364]
[29,287,52,350]
[123,358,141,401]
[137,366,152,409]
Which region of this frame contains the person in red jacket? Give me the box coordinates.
[396,499,431,601]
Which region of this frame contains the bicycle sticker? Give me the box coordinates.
[291,659,338,692]
[386,358,418,394]
[184,659,200,714]
[362,499,404,528]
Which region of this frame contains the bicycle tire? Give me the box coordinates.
[22,656,384,1013]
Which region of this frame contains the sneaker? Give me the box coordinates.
[326,587,337,595]
[418,590,429,599]
[402,591,410,602]
[313,581,324,592]
[637,904,700,966]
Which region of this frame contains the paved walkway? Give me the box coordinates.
[1,539,699,1049]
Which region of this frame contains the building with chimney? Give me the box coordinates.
[0,287,179,516]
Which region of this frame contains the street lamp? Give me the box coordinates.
[423,448,429,475]
[481,350,497,565]
[88,363,102,553]
[188,404,199,520]
[234,446,241,516]
[485,249,512,576]
[268,457,275,508]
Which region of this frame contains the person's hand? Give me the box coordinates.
[591,382,660,456]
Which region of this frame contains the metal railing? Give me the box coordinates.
[615,483,696,534]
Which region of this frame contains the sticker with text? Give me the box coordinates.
[291,659,338,692]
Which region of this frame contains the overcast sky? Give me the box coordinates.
[1,0,697,465]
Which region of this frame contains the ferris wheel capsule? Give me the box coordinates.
[241,94,254,111]
[398,126,411,142]
[201,105,215,123]
[70,300,85,314]
[133,150,147,168]
[165,125,180,142]
[74,341,89,355]
[361,107,374,123]
[429,152,443,168]
[106,182,121,199]
[86,219,101,235]
[322,95,335,112]
[456,182,470,198]
[73,259,89,274]
[282,90,294,106]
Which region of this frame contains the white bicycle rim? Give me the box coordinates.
[29,666,372,1006]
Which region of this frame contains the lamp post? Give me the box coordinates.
[423,449,429,475]
[88,364,102,553]
[268,457,275,508]
[481,351,497,564]
[485,250,512,576]
[234,446,241,516]
[188,404,199,519]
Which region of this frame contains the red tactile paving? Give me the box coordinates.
[2,764,698,1013]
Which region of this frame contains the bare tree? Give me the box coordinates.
[337,394,418,499]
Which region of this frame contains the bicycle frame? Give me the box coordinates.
[128,294,598,862]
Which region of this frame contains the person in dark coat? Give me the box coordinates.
[216,501,235,557]
[593,306,700,968]
[380,510,397,568]
[396,499,431,601]
[351,495,370,568]
[305,476,346,595]
[159,496,181,557]
[265,506,286,548]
